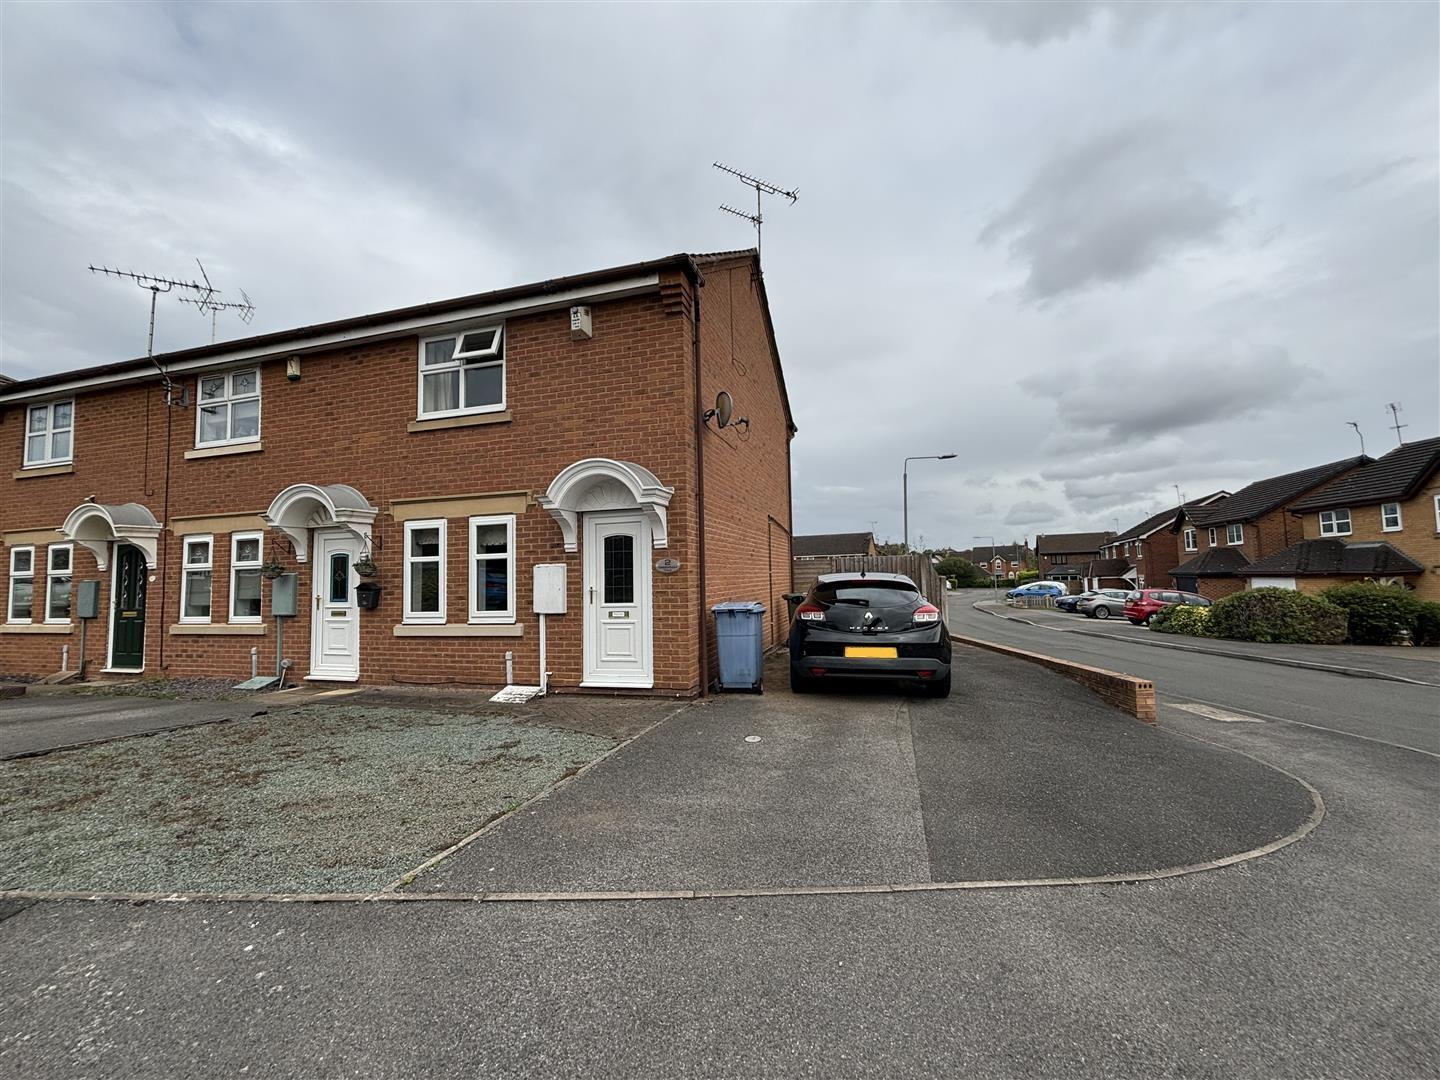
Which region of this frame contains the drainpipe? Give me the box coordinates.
[691,271,709,697]
[158,390,174,671]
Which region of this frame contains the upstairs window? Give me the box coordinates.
[46,545,73,623]
[1380,502,1402,532]
[181,536,213,623]
[1183,529,1197,553]
[1226,524,1245,545]
[1318,509,1351,537]
[418,327,505,418]
[1207,528,1218,547]
[24,401,73,467]
[196,369,261,447]
[7,546,34,623]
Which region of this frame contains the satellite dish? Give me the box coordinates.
[714,390,734,428]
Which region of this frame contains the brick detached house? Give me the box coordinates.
[1100,493,1228,590]
[1034,531,1114,587]
[1243,437,1440,599]
[963,543,1031,579]
[1169,456,1369,600]
[1,250,795,694]
[792,532,878,560]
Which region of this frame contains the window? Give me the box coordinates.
[8,546,34,623]
[196,369,260,447]
[1435,494,1440,532]
[46,545,73,623]
[1123,542,1131,556]
[1136,544,1144,560]
[329,552,350,604]
[468,514,515,623]
[404,520,446,623]
[230,533,262,622]
[418,327,505,418]
[1207,528,1218,547]
[1318,509,1351,537]
[181,536,213,623]
[1183,529,1197,552]
[604,534,635,604]
[23,401,74,467]
[1380,502,1402,532]
[1226,524,1245,545]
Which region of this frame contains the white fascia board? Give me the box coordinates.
[0,274,660,404]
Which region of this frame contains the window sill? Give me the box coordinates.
[392,623,523,637]
[184,441,264,461]
[13,463,74,479]
[168,623,267,636]
[407,411,512,433]
[1,622,73,634]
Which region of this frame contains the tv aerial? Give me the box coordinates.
[714,162,797,260]
[180,283,256,343]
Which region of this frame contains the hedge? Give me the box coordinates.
[1207,588,1348,645]
[1415,601,1440,647]
[1164,605,1213,637]
[1321,583,1425,646]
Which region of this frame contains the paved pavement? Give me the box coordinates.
[0,693,255,759]
[415,648,1311,893]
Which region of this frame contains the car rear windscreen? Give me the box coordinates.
[813,581,920,607]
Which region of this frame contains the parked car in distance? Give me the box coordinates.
[1123,588,1212,625]
[1078,589,1133,620]
[1005,581,1068,598]
[1056,590,1098,613]
[789,572,952,697]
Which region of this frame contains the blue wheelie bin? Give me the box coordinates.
[712,601,767,692]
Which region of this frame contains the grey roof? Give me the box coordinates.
[1046,564,1088,576]
[792,532,875,558]
[1114,492,1228,543]
[1288,437,1440,513]
[1242,539,1425,577]
[1171,548,1251,577]
[1087,558,1131,578]
[965,544,1029,563]
[1035,531,1114,556]
[1186,457,1370,526]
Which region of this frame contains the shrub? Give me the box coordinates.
[1208,588,1348,645]
[1148,605,1177,632]
[1166,604,1213,637]
[1415,601,1440,647]
[1321,583,1424,645]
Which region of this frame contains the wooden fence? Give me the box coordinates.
[792,554,947,608]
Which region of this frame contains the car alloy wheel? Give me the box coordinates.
[1093,605,1110,620]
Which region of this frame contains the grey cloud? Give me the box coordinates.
[980,126,1238,300]
[1005,500,1061,526]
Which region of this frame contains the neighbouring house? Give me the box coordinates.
[962,543,1031,579]
[1247,436,1440,599]
[1035,531,1114,587]
[1099,493,1229,590]
[792,532,878,560]
[1,250,796,694]
[1169,455,1370,600]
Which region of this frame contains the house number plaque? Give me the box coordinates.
[655,558,681,574]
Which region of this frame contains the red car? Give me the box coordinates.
[1123,588,1211,625]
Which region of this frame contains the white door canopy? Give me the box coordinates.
[537,458,674,553]
[61,501,163,570]
[262,483,378,562]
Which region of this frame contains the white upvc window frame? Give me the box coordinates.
[1183,529,1197,552]
[1318,509,1352,537]
[7,545,35,624]
[195,368,262,448]
[1434,494,1440,533]
[1207,527,1218,547]
[1380,502,1402,532]
[23,400,74,468]
[45,543,74,624]
[416,326,506,420]
[468,513,516,625]
[403,519,448,625]
[180,535,214,624]
[1226,524,1245,546]
[229,532,264,624]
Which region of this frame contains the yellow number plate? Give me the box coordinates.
[844,646,898,659]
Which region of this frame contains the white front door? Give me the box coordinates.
[310,530,361,681]
[582,512,652,688]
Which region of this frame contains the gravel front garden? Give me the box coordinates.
[0,705,619,895]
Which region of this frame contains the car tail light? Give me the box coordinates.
[809,667,828,676]
[797,604,825,622]
[913,604,940,623]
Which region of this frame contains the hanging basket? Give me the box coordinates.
[260,560,286,580]
[354,556,379,578]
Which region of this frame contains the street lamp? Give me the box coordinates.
[973,534,999,603]
[903,453,957,551]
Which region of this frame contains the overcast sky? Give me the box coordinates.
[3,2,1436,549]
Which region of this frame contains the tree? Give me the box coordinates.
[936,556,982,586]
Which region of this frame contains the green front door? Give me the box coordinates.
[111,544,147,669]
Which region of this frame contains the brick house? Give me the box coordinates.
[1,250,795,695]
[1244,436,1439,599]
[1100,493,1228,590]
[962,543,1031,579]
[1169,456,1369,600]
[1035,532,1114,587]
[792,532,878,560]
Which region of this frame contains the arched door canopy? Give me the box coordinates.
[537,458,673,553]
[262,483,378,563]
[61,501,163,570]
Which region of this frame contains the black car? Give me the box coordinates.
[788,572,951,697]
[1056,589,1096,613]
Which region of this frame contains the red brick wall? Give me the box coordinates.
[4,285,778,693]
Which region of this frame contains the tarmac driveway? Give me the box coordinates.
[0,693,254,760]
[412,646,1317,894]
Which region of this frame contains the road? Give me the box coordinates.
[949,597,1440,755]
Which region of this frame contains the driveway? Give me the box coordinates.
[0,692,255,760]
[411,646,1315,894]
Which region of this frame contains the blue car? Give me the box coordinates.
[1006,582,1066,599]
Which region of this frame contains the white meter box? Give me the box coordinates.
[533,563,567,614]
